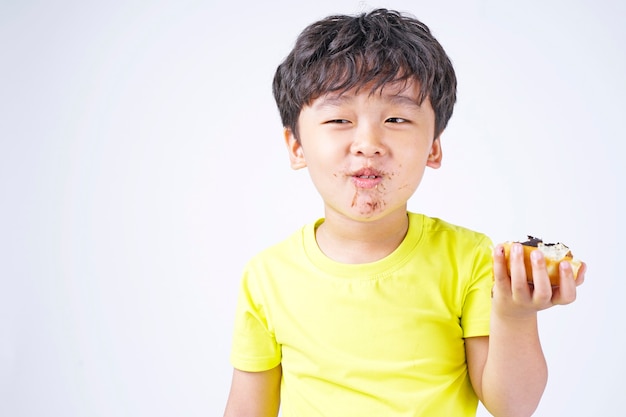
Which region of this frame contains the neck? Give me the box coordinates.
[315,208,409,264]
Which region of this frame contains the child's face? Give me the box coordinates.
[285,80,442,222]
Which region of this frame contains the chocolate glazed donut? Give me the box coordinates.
[502,236,582,286]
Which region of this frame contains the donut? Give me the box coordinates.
[502,236,582,286]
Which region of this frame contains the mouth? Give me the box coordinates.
[352,168,383,179]
[351,168,384,189]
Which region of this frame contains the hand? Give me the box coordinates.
[492,243,586,319]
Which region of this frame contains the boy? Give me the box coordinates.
[224,9,584,417]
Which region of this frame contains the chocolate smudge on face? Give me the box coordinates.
[365,200,383,212]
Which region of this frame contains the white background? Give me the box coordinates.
[1,0,623,416]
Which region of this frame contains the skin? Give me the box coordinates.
[284,81,442,264]
[223,80,586,417]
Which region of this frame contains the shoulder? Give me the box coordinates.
[412,212,492,250]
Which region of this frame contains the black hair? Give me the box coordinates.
[272,8,457,140]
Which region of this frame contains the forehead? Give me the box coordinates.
[311,79,424,109]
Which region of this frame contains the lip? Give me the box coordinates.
[351,167,384,189]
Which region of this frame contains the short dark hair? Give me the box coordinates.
[272,8,457,141]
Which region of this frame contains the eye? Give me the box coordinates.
[324,119,351,124]
[386,117,408,124]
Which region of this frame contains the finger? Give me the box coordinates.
[553,261,577,305]
[492,244,511,287]
[574,262,587,287]
[509,243,531,301]
[529,249,553,305]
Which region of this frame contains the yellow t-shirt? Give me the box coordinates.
[230,212,493,416]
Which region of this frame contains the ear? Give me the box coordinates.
[426,136,442,169]
[284,128,307,170]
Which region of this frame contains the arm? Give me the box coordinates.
[223,365,282,417]
[466,243,585,417]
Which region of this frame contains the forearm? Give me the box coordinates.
[223,367,281,417]
[480,312,547,417]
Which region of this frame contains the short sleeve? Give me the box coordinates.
[461,236,493,338]
[229,266,282,372]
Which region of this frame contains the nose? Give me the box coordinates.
[350,123,387,157]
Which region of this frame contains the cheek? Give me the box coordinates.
[396,178,422,198]
[395,157,429,190]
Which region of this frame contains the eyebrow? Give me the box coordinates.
[312,94,354,110]
[312,92,422,110]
